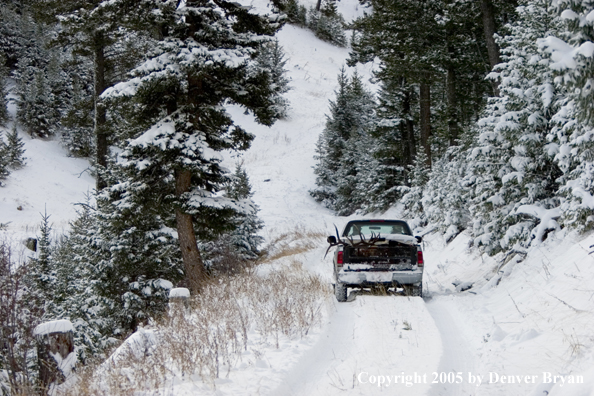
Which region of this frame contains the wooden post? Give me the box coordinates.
[34,320,75,395]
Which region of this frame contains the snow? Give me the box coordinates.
[168,287,190,298]
[0,132,95,234]
[157,279,174,290]
[271,296,441,396]
[516,204,561,243]
[33,319,74,336]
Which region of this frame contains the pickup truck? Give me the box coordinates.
[327,220,424,302]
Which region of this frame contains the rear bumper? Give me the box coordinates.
[337,269,423,286]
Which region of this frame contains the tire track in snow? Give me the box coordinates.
[426,298,478,396]
[270,295,442,396]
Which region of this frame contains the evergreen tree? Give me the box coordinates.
[349,0,497,166]
[311,69,349,208]
[0,1,33,69]
[203,163,264,274]
[540,0,594,231]
[0,134,9,183]
[255,40,291,120]
[103,0,283,292]
[0,52,8,126]
[356,79,413,213]
[225,163,264,260]
[421,146,470,241]
[13,17,61,138]
[92,162,183,332]
[5,126,25,168]
[311,68,375,214]
[50,0,157,189]
[60,60,95,157]
[307,3,346,47]
[467,0,562,253]
[26,211,58,320]
[400,150,431,226]
[333,72,375,215]
[44,202,118,358]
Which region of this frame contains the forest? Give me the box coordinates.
[2,0,594,393]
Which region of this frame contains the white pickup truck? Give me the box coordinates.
[327,220,424,302]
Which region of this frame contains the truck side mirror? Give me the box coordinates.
[327,236,337,244]
[415,236,423,243]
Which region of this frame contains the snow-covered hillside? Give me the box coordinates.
[2,1,594,395]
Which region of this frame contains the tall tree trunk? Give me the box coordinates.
[446,65,458,146]
[175,169,207,293]
[402,87,416,165]
[419,80,432,168]
[94,37,108,191]
[481,0,501,95]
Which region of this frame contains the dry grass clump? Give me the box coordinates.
[66,260,330,395]
[248,262,328,346]
[262,225,327,263]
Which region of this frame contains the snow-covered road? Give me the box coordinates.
[272,295,441,396]
[426,298,478,396]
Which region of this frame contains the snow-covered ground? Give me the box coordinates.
[2,0,594,394]
[0,89,95,262]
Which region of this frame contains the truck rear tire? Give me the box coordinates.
[407,284,422,297]
[335,282,347,302]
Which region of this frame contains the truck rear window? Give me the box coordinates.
[343,221,412,237]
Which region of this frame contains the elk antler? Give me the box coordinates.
[324,227,385,258]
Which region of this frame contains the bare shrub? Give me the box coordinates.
[248,262,329,346]
[0,239,43,395]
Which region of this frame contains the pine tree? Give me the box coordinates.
[0,133,9,183]
[356,79,414,213]
[91,162,183,332]
[5,126,25,168]
[0,52,8,126]
[0,1,31,69]
[311,68,375,214]
[103,0,283,292]
[13,16,62,137]
[25,211,59,322]
[333,72,375,215]
[311,70,349,208]
[540,0,594,231]
[421,146,470,241]
[400,150,431,226]
[60,54,95,157]
[225,164,264,260]
[349,0,497,166]
[255,40,291,119]
[50,0,157,189]
[467,0,562,253]
[203,163,264,274]
[307,3,346,47]
[46,201,118,358]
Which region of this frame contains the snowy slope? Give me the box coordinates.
[226,22,376,237]
[0,92,95,260]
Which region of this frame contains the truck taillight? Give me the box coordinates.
[417,250,424,267]
[337,251,343,266]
